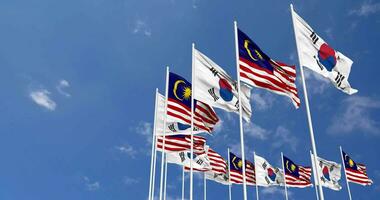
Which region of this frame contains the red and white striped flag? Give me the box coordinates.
[237,28,300,108]
[229,152,256,185]
[156,135,206,154]
[342,150,373,186]
[283,155,312,188]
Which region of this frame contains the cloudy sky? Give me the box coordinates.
[0,0,379,199]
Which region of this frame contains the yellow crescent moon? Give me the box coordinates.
[286,160,291,172]
[173,80,185,100]
[244,40,258,61]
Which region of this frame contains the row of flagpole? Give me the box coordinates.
[147,4,364,200]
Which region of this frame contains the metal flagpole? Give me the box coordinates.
[204,173,207,200]
[290,4,324,200]
[182,166,185,200]
[149,88,159,200]
[233,20,248,200]
[253,152,259,200]
[152,136,158,200]
[281,152,289,200]
[340,146,353,200]
[310,151,320,200]
[190,43,195,200]
[159,67,170,200]
[164,158,168,200]
[228,148,232,200]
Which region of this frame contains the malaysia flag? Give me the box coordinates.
[283,155,312,188]
[342,150,373,186]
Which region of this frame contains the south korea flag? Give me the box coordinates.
[291,7,358,95]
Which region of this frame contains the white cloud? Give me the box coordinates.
[261,187,292,199]
[349,1,380,16]
[244,122,270,140]
[213,119,223,134]
[29,89,57,111]
[115,144,137,158]
[56,79,71,97]
[251,91,276,111]
[136,121,153,143]
[132,19,152,37]
[328,96,380,135]
[271,126,298,152]
[123,176,139,185]
[83,176,100,191]
[324,28,334,40]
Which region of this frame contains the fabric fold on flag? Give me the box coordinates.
[237,28,301,108]
[229,152,256,185]
[283,155,312,188]
[292,9,357,95]
[193,48,252,122]
[342,150,373,186]
[167,72,219,134]
[166,150,211,171]
[311,154,342,191]
[255,154,285,187]
[156,135,206,155]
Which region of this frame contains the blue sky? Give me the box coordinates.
[0,0,380,199]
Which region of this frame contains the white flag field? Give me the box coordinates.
[311,154,342,191]
[292,9,357,95]
[166,151,211,171]
[254,154,285,187]
[193,48,252,122]
[154,92,203,135]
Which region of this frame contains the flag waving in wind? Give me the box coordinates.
[255,154,285,187]
[311,154,342,191]
[342,150,373,186]
[291,9,357,95]
[167,72,219,133]
[229,152,256,185]
[193,48,252,122]
[283,155,312,188]
[237,28,301,108]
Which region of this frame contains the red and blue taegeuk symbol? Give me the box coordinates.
[317,43,337,71]
[267,168,277,182]
[218,78,234,102]
[322,166,331,181]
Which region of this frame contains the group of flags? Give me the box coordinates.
[148,4,372,200]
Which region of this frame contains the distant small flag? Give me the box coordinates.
[283,155,312,188]
[255,154,284,187]
[342,150,373,186]
[229,152,256,185]
[156,135,206,154]
[193,48,252,122]
[166,151,211,171]
[167,72,219,133]
[291,8,357,95]
[237,28,300,108]
[184,146,230,185]
[311,154,342,191]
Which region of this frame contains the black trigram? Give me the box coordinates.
[196,159,204,165]
[208,88,219,101]
[335,72,345,88]
[234,100,239,110]
[310,32,319,44]
[262,162,267,170]
[168,124,176,132]
[179,152,186,162]
[209,67,218,76]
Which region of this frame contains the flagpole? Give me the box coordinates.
[182,166,185,200]
[148,88,159,200]
[290,4,324,200]
[281,152,289,200]
[340,146,353,200]
[164,158,168,200]
[228,148,232,200]
[204,173,207,200]
[253,152,259,200]
[310,150,320,200]
[190,42,195,200]
[152,134,158,200]
[233,20,248,200]
[159,67,170,200]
